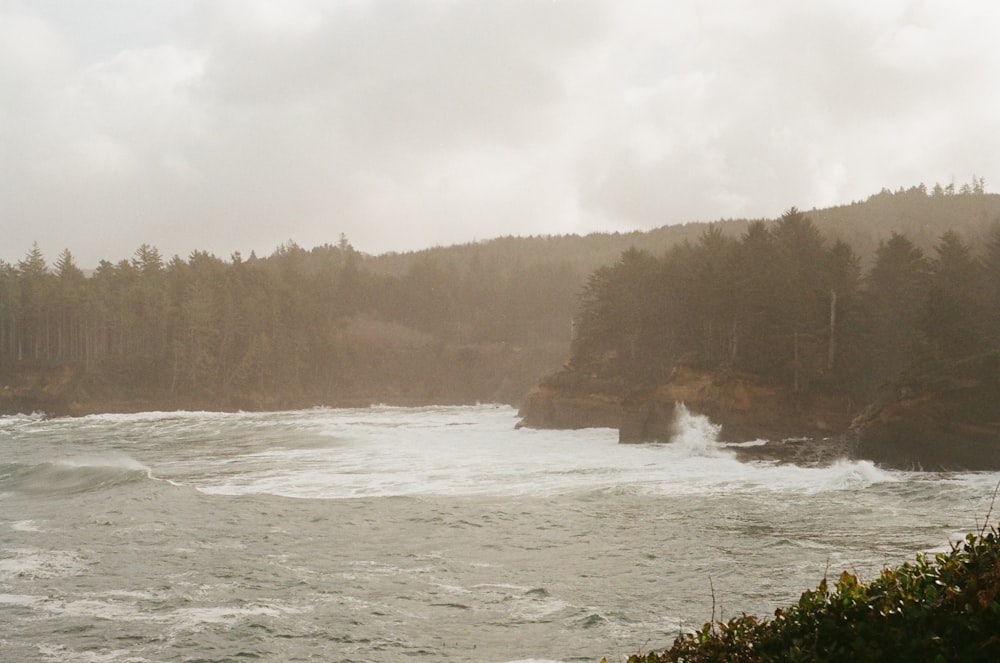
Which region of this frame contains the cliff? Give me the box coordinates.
[850,355,1000,470]
[518,366,855,443]
[515,384,623,430]
[0,364,80,415]
[519,359,1000,471]
[617,366,856,443]
[0,365,229,416]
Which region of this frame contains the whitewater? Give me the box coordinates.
[1,405,998,662]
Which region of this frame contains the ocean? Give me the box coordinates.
[1,404,997,662]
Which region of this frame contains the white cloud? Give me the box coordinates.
[0,8,74,87]
[1,0,999,267]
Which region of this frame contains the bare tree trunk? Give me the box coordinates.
[793,328,800,394]
[828,289,837,371]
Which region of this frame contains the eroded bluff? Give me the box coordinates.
[518,361,1000,471]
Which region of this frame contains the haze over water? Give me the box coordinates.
[2,405,997,662]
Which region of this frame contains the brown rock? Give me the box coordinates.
[851,360,1000,471]
[618,366,855,443]
[516,384,622,430]
[520,357,1000,471]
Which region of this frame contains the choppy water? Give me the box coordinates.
[1,404,998,662]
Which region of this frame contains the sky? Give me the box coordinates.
[2,0,999,268]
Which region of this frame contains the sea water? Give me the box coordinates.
[1,405,997,662]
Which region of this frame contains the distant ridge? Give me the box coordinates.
[367,186,1000,277]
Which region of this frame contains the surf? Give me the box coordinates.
[2,455,153,495]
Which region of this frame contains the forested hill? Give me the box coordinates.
[808,181,1000,262]
[523,184,1000,464]
[557,202,1000,399]
[2,184,999,415]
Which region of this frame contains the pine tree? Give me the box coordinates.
[922,231,984,361]
[862,233,930,385]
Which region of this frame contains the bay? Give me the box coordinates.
[1,405,997,662]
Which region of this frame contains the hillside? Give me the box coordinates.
[2,185,999,416]
[519,187,1000,468]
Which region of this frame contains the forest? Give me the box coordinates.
[1,182,999,413]
[562,204,1000,404]
[0,236,582,410]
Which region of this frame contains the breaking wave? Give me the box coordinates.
[1,455,153,495]
[669,402,725,456]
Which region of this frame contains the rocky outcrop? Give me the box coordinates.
[851,357,1000,471]
[618,366,856,443]
[516,384,622,430]
[519,358,1000,471]
[517,371,861,465]
[726,435,859,466]
[0,365,80,415]
[516,369,863,467]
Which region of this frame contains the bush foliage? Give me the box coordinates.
[611,526,1000,662]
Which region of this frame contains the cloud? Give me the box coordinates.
[0,8,73,90]
[1,0,999,267]
[573,0,1000,225]
[177,0,610,254]
[195,0,604,147]
[0,25,209,264]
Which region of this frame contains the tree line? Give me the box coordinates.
[3,184,999,411]
[566,208,1000,400]
[0,236,582,407]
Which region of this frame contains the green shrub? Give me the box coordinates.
[610,526,1000,662]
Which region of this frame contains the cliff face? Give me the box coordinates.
[851,357,1000,470]
[518,366,856,444]
[516,384,622,430]
[619,366,855,443]
[520,358,1000,471]
[0,365,79,415]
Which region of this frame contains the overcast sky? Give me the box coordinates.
[2,0,998,268]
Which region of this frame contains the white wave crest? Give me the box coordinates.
[55,453,151,475]
[670,402,725,456]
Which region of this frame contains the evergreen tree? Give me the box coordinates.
[16,243,53,361]
[53,249,87,361]
[571,247,659,384]
[731,221,783,376]
[690,225,739,363]
[823,240,863,385]
[0,261,19,363]
[982,223,1000,346]
[923,231,984,361]
[770,208,827,392]
[862,233,930,385]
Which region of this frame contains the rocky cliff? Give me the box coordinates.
[850,356,1000,470]
[515,384,622,430]
[0,365,80,415]
[518,359,1000,471]
[518,366,856,443]
[617,366,856,443]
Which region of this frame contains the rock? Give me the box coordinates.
[521,357,1000,471]
[727,435,859,466]
[617,366,856,443]
[619,391,676,442]
[0,365,79,415]
[516,384,622,430]
[851,357,1000,471]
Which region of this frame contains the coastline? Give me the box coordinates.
[517,362,1000,471]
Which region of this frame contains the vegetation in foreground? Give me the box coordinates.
[609,524,1000,662]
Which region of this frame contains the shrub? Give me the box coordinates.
[610,525,1000,662]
